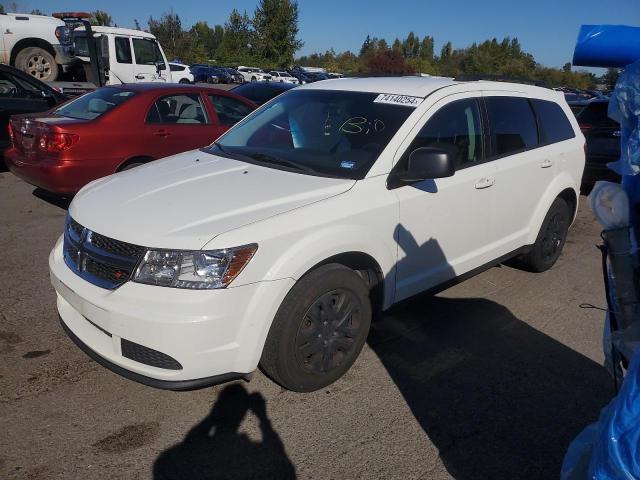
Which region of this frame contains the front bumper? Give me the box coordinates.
[49,236,294,389]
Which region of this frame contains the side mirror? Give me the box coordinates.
[398,147,455,183]
[156,62,166,72]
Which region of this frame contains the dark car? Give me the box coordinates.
[0,64,67,166]
[6,83,256,194]
[209,68,234,84]
[222,67,244,84]
[231,81,297,105]
[573,99,621,190]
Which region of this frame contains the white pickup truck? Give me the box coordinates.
[0,12,66,82]
[0,12,172,88]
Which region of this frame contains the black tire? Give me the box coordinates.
[520,197,572,272]
[260,264,372,392]
[178,78,191,84]
[251,76,257,82]
[15,46,58,81]
[119,161,145,171]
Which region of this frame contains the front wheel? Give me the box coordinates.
[178,78,191,84]
[260,264,372,392]
[519,197,572,272]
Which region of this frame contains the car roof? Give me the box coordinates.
[108,83,242,96]
[77,25,156,39]
[298,76,558,99]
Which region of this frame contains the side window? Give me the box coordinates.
[0,72,22,97]
[404,98,483,169]
[169,64,184,72]
[486,96,538,156]
[146,94,209,124]
[208,95,253,126]
[115,37,132,64]
[132,38,163,66]
[531,99,576,144]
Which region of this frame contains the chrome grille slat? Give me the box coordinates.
[63,216,144,290]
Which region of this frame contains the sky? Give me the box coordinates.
[21,0,640,73]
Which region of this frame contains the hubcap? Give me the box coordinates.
[541,213,567,262]
[26,55,51,80]
[294,289,361,374]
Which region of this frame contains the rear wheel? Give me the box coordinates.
[520,197,571,272]
[260,264,372,392]
[15,47,58,81]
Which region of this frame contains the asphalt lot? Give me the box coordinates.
[0,170,613,480]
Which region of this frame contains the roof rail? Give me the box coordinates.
[454,74,549,88]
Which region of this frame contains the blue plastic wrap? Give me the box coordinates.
[561,351,640,479]
[573,25,640,68]
[608,60,640,177]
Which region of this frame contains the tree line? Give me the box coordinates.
[0,1,619,88]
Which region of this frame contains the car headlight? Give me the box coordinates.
[133,244,257,289]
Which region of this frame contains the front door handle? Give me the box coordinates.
[475,177,495,189]
[154,129,169,137]
[541,159,553,168]
[135,74,145,80]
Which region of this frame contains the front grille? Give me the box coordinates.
[121,339,182,370]
[89,232,145,258]
[63,215,144,289]
[85,257,133,285]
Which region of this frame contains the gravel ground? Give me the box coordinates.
[0,170,612,480]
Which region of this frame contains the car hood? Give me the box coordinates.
[70,151,355,250]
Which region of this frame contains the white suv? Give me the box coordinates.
[269,70,299,84]
[237,66,271,82]
[50,77,585,392]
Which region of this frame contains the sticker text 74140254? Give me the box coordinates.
[373,94,424,107]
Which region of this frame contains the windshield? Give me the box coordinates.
[207,89,415,179]
[55,87,135,120]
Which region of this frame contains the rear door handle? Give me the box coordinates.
[541,159,553,168]
[154,130,169,137]
[474,177,495,189]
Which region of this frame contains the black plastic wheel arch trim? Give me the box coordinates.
[59,316,249,391]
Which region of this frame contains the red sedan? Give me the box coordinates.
[5,83,256,195]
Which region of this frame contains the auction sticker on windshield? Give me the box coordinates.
[373,94,423,107]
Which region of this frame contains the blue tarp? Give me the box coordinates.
[563,26,640,480]
[573,25,640,69]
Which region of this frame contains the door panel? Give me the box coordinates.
[144,93,219,158]
[483,94,561,255]
[132,38,168,82]
[393,94,495,302]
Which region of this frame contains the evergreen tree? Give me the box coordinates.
[252,0,303,67]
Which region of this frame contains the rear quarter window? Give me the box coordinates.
[531,99,576,144]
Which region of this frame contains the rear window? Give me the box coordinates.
[486,96,538,156]
[54,87,135,120]
[531,99,575,144]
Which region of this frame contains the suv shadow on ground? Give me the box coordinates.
[368,226,613,479]
[153,383,296,480]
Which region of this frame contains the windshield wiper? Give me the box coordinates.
[211,144,318,175]
[249,152,317,174]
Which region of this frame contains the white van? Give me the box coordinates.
[50,77,585,392]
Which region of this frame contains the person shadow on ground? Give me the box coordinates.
[153,383,296,480]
